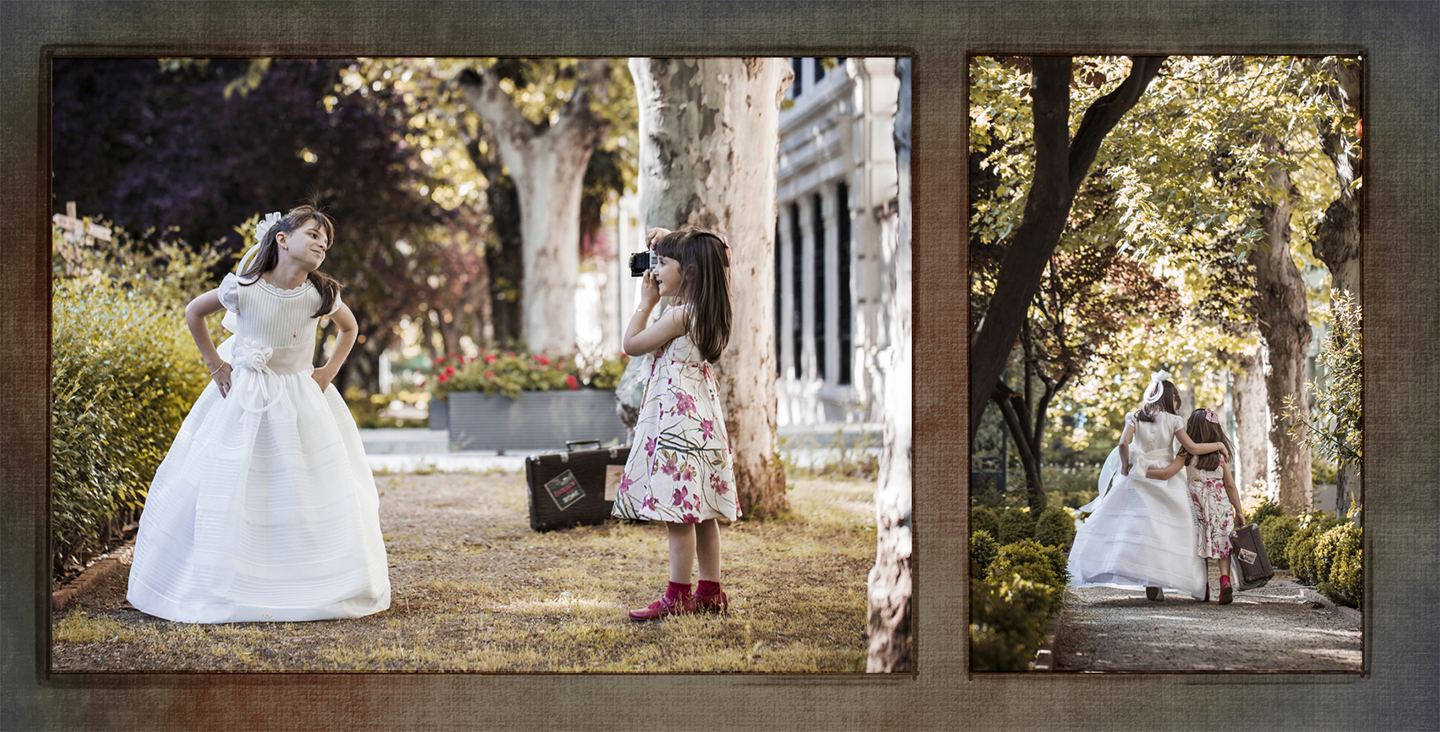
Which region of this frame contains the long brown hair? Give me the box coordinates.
[1135,379,1180,423]
[1178,408,1235,471]
[238,204,342,318]
[653,225,731,363]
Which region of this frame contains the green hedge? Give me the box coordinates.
[1250,497,1283,526]
[970,537,1069,672]
[1033,506,1076,551]
[1288,512,1344,585]
[970,530,999,578]
[971,506,1000,544]
[52,277,209,574]
[992,538,1069,599]
[1318,522,1363,606]
[998,507,1036,545]
[970,570,1061,672]
[1257,515,1299,570]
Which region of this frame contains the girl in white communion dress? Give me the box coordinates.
[127,206,389,623]
[1066,373,1225,602]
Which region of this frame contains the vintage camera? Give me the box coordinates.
[628,250,658,277]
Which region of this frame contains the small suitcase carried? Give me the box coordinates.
[1229,522,1275,590]
[524,440,630,531]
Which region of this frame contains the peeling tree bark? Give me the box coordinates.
[867,57,912,673]
[627,57,793,518]
[968,56,1165,443]
[1250,157,1314,514]
[458,61,611,354]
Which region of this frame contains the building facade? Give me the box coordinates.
[775,57,900,425]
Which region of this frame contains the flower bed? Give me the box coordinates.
[424,349,630,451]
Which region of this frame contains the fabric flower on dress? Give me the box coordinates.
[682,513,699,524]
[700,419,715,441]
[710,473,730,496]
[644,436,658,457]
[232,339,274,373]
[641,495,658,512]
[671,487,690,507]
[661,456,678,477]
[679,465,695,484]
[617,473,634,495]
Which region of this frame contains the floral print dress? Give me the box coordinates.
[611,327,738,523]
[1186,455,1236,559]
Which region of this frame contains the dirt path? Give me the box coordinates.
[52,472,877,673]
[1054,565,1362,672]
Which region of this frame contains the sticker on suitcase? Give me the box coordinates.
[545,470,585,511]
[1238,548,1258,565]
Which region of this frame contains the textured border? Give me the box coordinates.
[4,1,1437,730]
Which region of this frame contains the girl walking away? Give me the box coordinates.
[612,226,737,620]
[1067,372,1226,602]
[127,206,390,623]
[1146,408,1246,604]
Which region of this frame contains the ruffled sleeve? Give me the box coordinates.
[327,291,344,317]
[217,273,241,313]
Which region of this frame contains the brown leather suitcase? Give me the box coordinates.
[524,440,630,531]
[1229,522,1275,590]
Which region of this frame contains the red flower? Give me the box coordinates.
[445,366,456,375]
[485,371,494,379]
[565,375,579,390]
[484,354,497,364]
[437,373,450,383]
[506,352,516,358]
[538,356,551,366]
[435,356,445,364]
[555,363,564,371]
[418,378,426,387]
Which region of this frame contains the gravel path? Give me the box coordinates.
[1054,566,1362,672]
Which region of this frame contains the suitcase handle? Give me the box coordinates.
[566,439,602,451]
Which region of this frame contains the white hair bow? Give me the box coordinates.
[1142,369,1172,404]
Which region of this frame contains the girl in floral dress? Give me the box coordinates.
[612,225,737,620]
[1147,408,1246,604]
[127,206,390,623]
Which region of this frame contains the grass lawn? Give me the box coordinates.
[52,471,877,673]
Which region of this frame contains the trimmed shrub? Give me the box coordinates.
[52,277,209,576]
[998,507,1035,545]
[992,538,1069,598]
[1033,506,1076,551]
[1257,515,1300,570]
[1250,497,1283,526]
[971,529,999,579]
[1321,522,1363,606]
[970,572,1062,672]
[1288,512,1343,585]
[971,506,1001,544]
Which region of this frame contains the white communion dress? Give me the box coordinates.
[127,274,390,623]
[1067,411,1207,600]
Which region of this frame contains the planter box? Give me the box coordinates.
[442,390,627,452]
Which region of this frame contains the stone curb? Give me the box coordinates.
[1300,587,1363,629]
[1029,608,1063,672]
[52,539,134,612]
